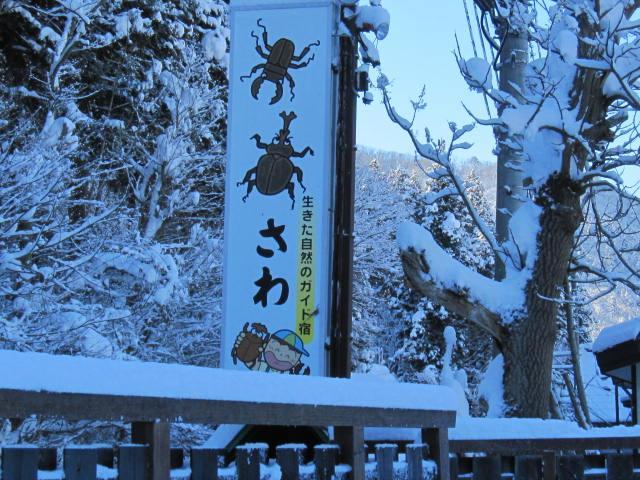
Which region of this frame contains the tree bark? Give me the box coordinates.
[501,174,583,417]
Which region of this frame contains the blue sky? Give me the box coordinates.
[356,0,495,160]
[356,0,640,188]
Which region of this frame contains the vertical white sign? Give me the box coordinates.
[222,0,339,376]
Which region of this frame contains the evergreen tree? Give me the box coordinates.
[390,166,495,413]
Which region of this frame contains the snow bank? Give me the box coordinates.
[450,418,640,440]
[366,418,640,442]
[593,317,640,353]
[478,355,505,418]
[0,350,456,413]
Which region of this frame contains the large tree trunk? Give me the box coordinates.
[401,173,583,417]
[502,174,583,416]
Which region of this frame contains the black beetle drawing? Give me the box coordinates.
[240,18,320,105]
[237,111,313,209]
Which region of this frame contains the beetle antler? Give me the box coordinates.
[279,111,297,132]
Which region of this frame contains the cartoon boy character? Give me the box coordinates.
[232,322,310,375]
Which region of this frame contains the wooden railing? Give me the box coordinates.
[0,350,457,480]
[0,442,436,480]
[449,436,640,479]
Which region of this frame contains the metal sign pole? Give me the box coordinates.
[329,27,358,379]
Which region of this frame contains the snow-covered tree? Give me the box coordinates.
[0,0,229,365]
[352,157,411,369]
[390,165,495,413]
[382,0,640,417]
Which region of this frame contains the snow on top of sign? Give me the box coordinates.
[0,349,456,412]
[593,317,640,353]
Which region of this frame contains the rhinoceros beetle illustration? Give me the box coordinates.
[240,18,320,105]
[237,111,313,209]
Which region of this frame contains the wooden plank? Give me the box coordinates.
[557,454,584,480]
[118,445,149,480]
[276,444,305,480]
[64,447,97,480]
[607,453,634,480]
[236,444,267,480]
[375,444,397,480]
[0,389,455,429]
[314,444,339,480]
[334,426,365,480]
[132,421,170,480]
[406,444,427,480]
[2,446,38,480]
[422,428,450,480]
[514,455,542,480]
[190,447,220,480]
[472,455,501,480]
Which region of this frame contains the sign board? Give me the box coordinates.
[222,0,340,376]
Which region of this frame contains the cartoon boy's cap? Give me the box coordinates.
[272,330,309,356]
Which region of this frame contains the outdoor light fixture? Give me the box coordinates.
[354,5,390,40]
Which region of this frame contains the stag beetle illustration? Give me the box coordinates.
[240,18,320,105]
[237,111,313,209]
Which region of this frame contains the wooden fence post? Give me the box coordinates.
[118,445,149,480]
[170,448,184,469]
[97,447,115,468]
[314,444,340,480]
[515,455,542,480]
[276,444,305,480]
[472,455,501,480]
[606,453,634,480]
[449,454,459,480]
[406,444,428,480]
[422,428,450,480]
[1,446,39,480]
[557,454,584,480]
[236,444,267,480]
[375,444,398,480]
[132,421,170,480]
[190,447,220,480]
[334,426,365,480]
[38,447,57,471]
[64,447,97,480]
[543,451,557,480]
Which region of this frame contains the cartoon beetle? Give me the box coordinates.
[231,322,269,365]
[240,18,320,105]
[237,111,313,209]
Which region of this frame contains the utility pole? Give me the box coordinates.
[329,26,358,379]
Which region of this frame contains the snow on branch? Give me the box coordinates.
[397,222,513,345]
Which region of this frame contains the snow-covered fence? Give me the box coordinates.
[0,350,456,480]
[0,442,436,480]
[449,435,640,479]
